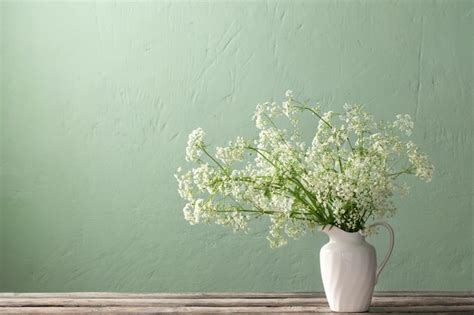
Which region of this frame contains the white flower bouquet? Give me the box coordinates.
[175,91,433,247]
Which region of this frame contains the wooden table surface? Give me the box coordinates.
[0,292,472,314]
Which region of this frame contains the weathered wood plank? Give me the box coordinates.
[0,305,473,314]
[369,304,474,312]
[0,297,328,307]
[370,296,474,305]
[0,292,471,313]
[0,296,472,307]
[0,305,333,314]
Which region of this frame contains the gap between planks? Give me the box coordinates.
[0,291,472,299]
[0,296,473,307]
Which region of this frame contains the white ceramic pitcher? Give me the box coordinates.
[320,222,394,312]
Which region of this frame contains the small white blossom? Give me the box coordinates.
[183,202,197,224]
[216,137,247,164]
[175,170,194,201]
[185,128,205,162]
[192,163,214,192]
[407,141,434,182]
[267,214,288,248]
[394,114,414,136]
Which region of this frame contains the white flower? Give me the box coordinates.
[192,163,214,192]
[183,202,197,224]
[394,114,414,136]
[193,199,205,223]
[252,103,266,129]
[267,214,288,248]
[175,170,194,201]
[342,104,375,135]
[185,128,205,162]
[252,102,283,129]
[177,91,434,247]
[407,141,434,182]
[216,136,247,164]
[285,90,294,98]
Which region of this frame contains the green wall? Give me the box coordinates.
[0,1,3,288]
[0,0,472,292]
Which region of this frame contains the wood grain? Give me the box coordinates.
[0,292,471,314]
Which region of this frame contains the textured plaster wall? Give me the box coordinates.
[0,1,472,292]
[0,1,3,288]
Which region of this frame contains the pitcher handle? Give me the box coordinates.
[368,222,394,284]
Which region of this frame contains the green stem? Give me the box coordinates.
[338,156,344,174]
[291,101,332,128]
[219,209,276,215]
[347,137,354,151]
[201,146,227,173]
[388,166,414,177]
[245,146,278,168]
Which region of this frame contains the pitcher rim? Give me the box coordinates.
[319,225,364,235]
